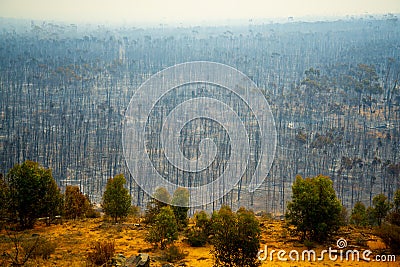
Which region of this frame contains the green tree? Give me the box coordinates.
[171,187,189,230]
[144,187,171,224]
[187,210,211,247]
[146,206,178,249]
[366,206,377,226]
[211,206,261,267]
[64,185,93,219]
[372,194,391,226]
[0,174,10,227]
[39,173,63,226]
[350,201,367,226]
[285,175,342,242]
[6,161,63,229]
[102,174,131,223]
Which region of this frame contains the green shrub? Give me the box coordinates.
[350,201,367,226]
[144,187,170,225]
[85,207,101,219]
[187,228,208,247]
[285,175,342,242]
[7,161,63,229]
[372,194,391,226]
[186,210,210,247]
[211,206,261,267]
[171,188,190,230]
[145,206,178,249]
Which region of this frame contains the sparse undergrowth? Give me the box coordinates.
[86,239,116,266]
[0,216,396,267]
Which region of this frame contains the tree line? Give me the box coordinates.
[0,160,131,230]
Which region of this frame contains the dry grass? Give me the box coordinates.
[0,217,398,266]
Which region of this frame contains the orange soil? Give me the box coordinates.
[0,217,398,267]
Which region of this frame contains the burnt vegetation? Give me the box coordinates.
[0,14,400,265]
[1,17,399,213]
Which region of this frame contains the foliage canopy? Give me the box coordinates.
[102,174,131,223]
[285,174,342,242]
[211,206,261,267]
[6,160,63,229]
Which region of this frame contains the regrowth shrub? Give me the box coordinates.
[186,210,211,247]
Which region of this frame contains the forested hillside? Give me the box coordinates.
[0,16,399,213]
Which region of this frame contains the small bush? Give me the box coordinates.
[85,208,101,219]
[162,245,186,263]
[211,206,261,267]
[186,210,210,247]
[87,240,115,266]
[171,188,190,230]
[376,223,400,254]
[145,206,178,249]
[187,229,207,247]
[144,187,170,225]
[21,236,57,260]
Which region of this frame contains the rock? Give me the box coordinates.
[134,253,150,267]
[111,254,126,266]
[126,255,137,267]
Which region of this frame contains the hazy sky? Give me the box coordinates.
[1,0,399,24]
